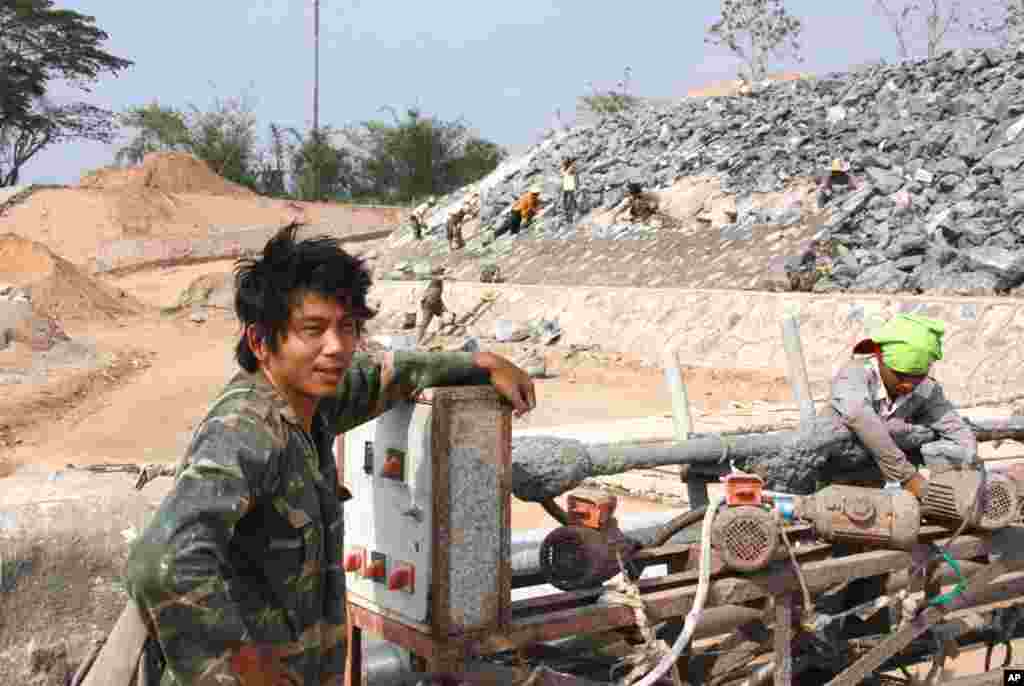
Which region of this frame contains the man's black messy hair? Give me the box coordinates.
[233,223,376,372]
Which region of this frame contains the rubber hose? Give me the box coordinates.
[649,506,707,548]
[630,495,726,686]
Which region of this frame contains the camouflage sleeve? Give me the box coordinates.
[829,362,918,484]
[918,382,978,459]
[125,410,283,685]
[325,351,490,434]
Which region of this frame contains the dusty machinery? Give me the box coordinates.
[340,392,1024,686]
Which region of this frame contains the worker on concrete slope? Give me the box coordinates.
[418,278,448,344]
[825,313,978,499]
[816,158,859,208]
[561,157,579,224]
[410,195,437,240]
[124,224,535,686]
[493,186,542,239]
[615,181,659,223]
[445,198,471,251]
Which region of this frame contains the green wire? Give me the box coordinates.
[927,550,966,607]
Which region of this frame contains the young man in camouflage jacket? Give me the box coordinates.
[125,224,536,686]
[824,313,977,497]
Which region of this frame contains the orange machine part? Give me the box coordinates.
[723,474,764,507]
[567,490,618,529]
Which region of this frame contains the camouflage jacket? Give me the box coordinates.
[824,357,977,483]
[126,351,490,686]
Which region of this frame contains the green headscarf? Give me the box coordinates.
[869,314,945,375]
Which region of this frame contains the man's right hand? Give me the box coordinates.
[903,473,929,501]
[230,644,300,686]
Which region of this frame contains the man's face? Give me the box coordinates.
[876,354,927,398]
[253,292,360,403]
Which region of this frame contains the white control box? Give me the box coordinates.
[338,386,511,636]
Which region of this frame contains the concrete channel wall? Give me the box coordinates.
[367,281,1024,404]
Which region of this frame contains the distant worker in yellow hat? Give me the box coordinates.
[824,314,977,500]
[817,158,860,208]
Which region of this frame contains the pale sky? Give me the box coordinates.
[20,0,995,185]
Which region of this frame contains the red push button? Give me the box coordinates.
[344,549,364,573]
[388,564,414,593]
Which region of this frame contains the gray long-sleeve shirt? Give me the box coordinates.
[823,357,977,483]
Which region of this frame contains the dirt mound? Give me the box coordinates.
[686,71,808,98]
[0,233,145,322]
[79,152,255,198]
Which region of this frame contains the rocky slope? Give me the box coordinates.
[403,47,1024,296]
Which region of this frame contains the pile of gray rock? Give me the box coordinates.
[426,46,1024,294]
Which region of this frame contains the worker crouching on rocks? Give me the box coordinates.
[824,314,977,498]
[124,224,535,686]
[492,186,542,240]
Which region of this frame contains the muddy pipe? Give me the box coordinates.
[510,416,1024,502]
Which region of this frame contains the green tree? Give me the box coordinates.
[705,0,804,83]
[115,102,191,166]
[579,66,640,120]
[346,107,506,203]
[187,93,259,190]
[116,90,261,190]
[0,0,133,185]
[288,126,351,201]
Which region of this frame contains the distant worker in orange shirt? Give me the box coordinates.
[492,186,542,240]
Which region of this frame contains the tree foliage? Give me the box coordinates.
[872,0,964,60]
[186,94,259,190]
[115,102,191,166]
[969,0,1024,48]
[344,107,506,203]
[705,0,804,83]
[0,0,133,185]
[578,67,639,120]
[117,92,261,190]
[288,127,351,201]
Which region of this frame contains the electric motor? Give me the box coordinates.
[985,463,1024,523]
[538,521,640,591]
[711,505,780,573]
[921,469,1018,531]
[793,485,920,550]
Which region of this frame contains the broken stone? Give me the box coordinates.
[494,320,530,342]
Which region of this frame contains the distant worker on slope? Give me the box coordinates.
[492,186,542,240]
[614,181,659,223]
[410,195,437,241]
[561,158,579,224]
[418,278,449,344]
[446,192,477,251]
[817,159,860,208]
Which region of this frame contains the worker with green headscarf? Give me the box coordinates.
[825,313,977,500]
